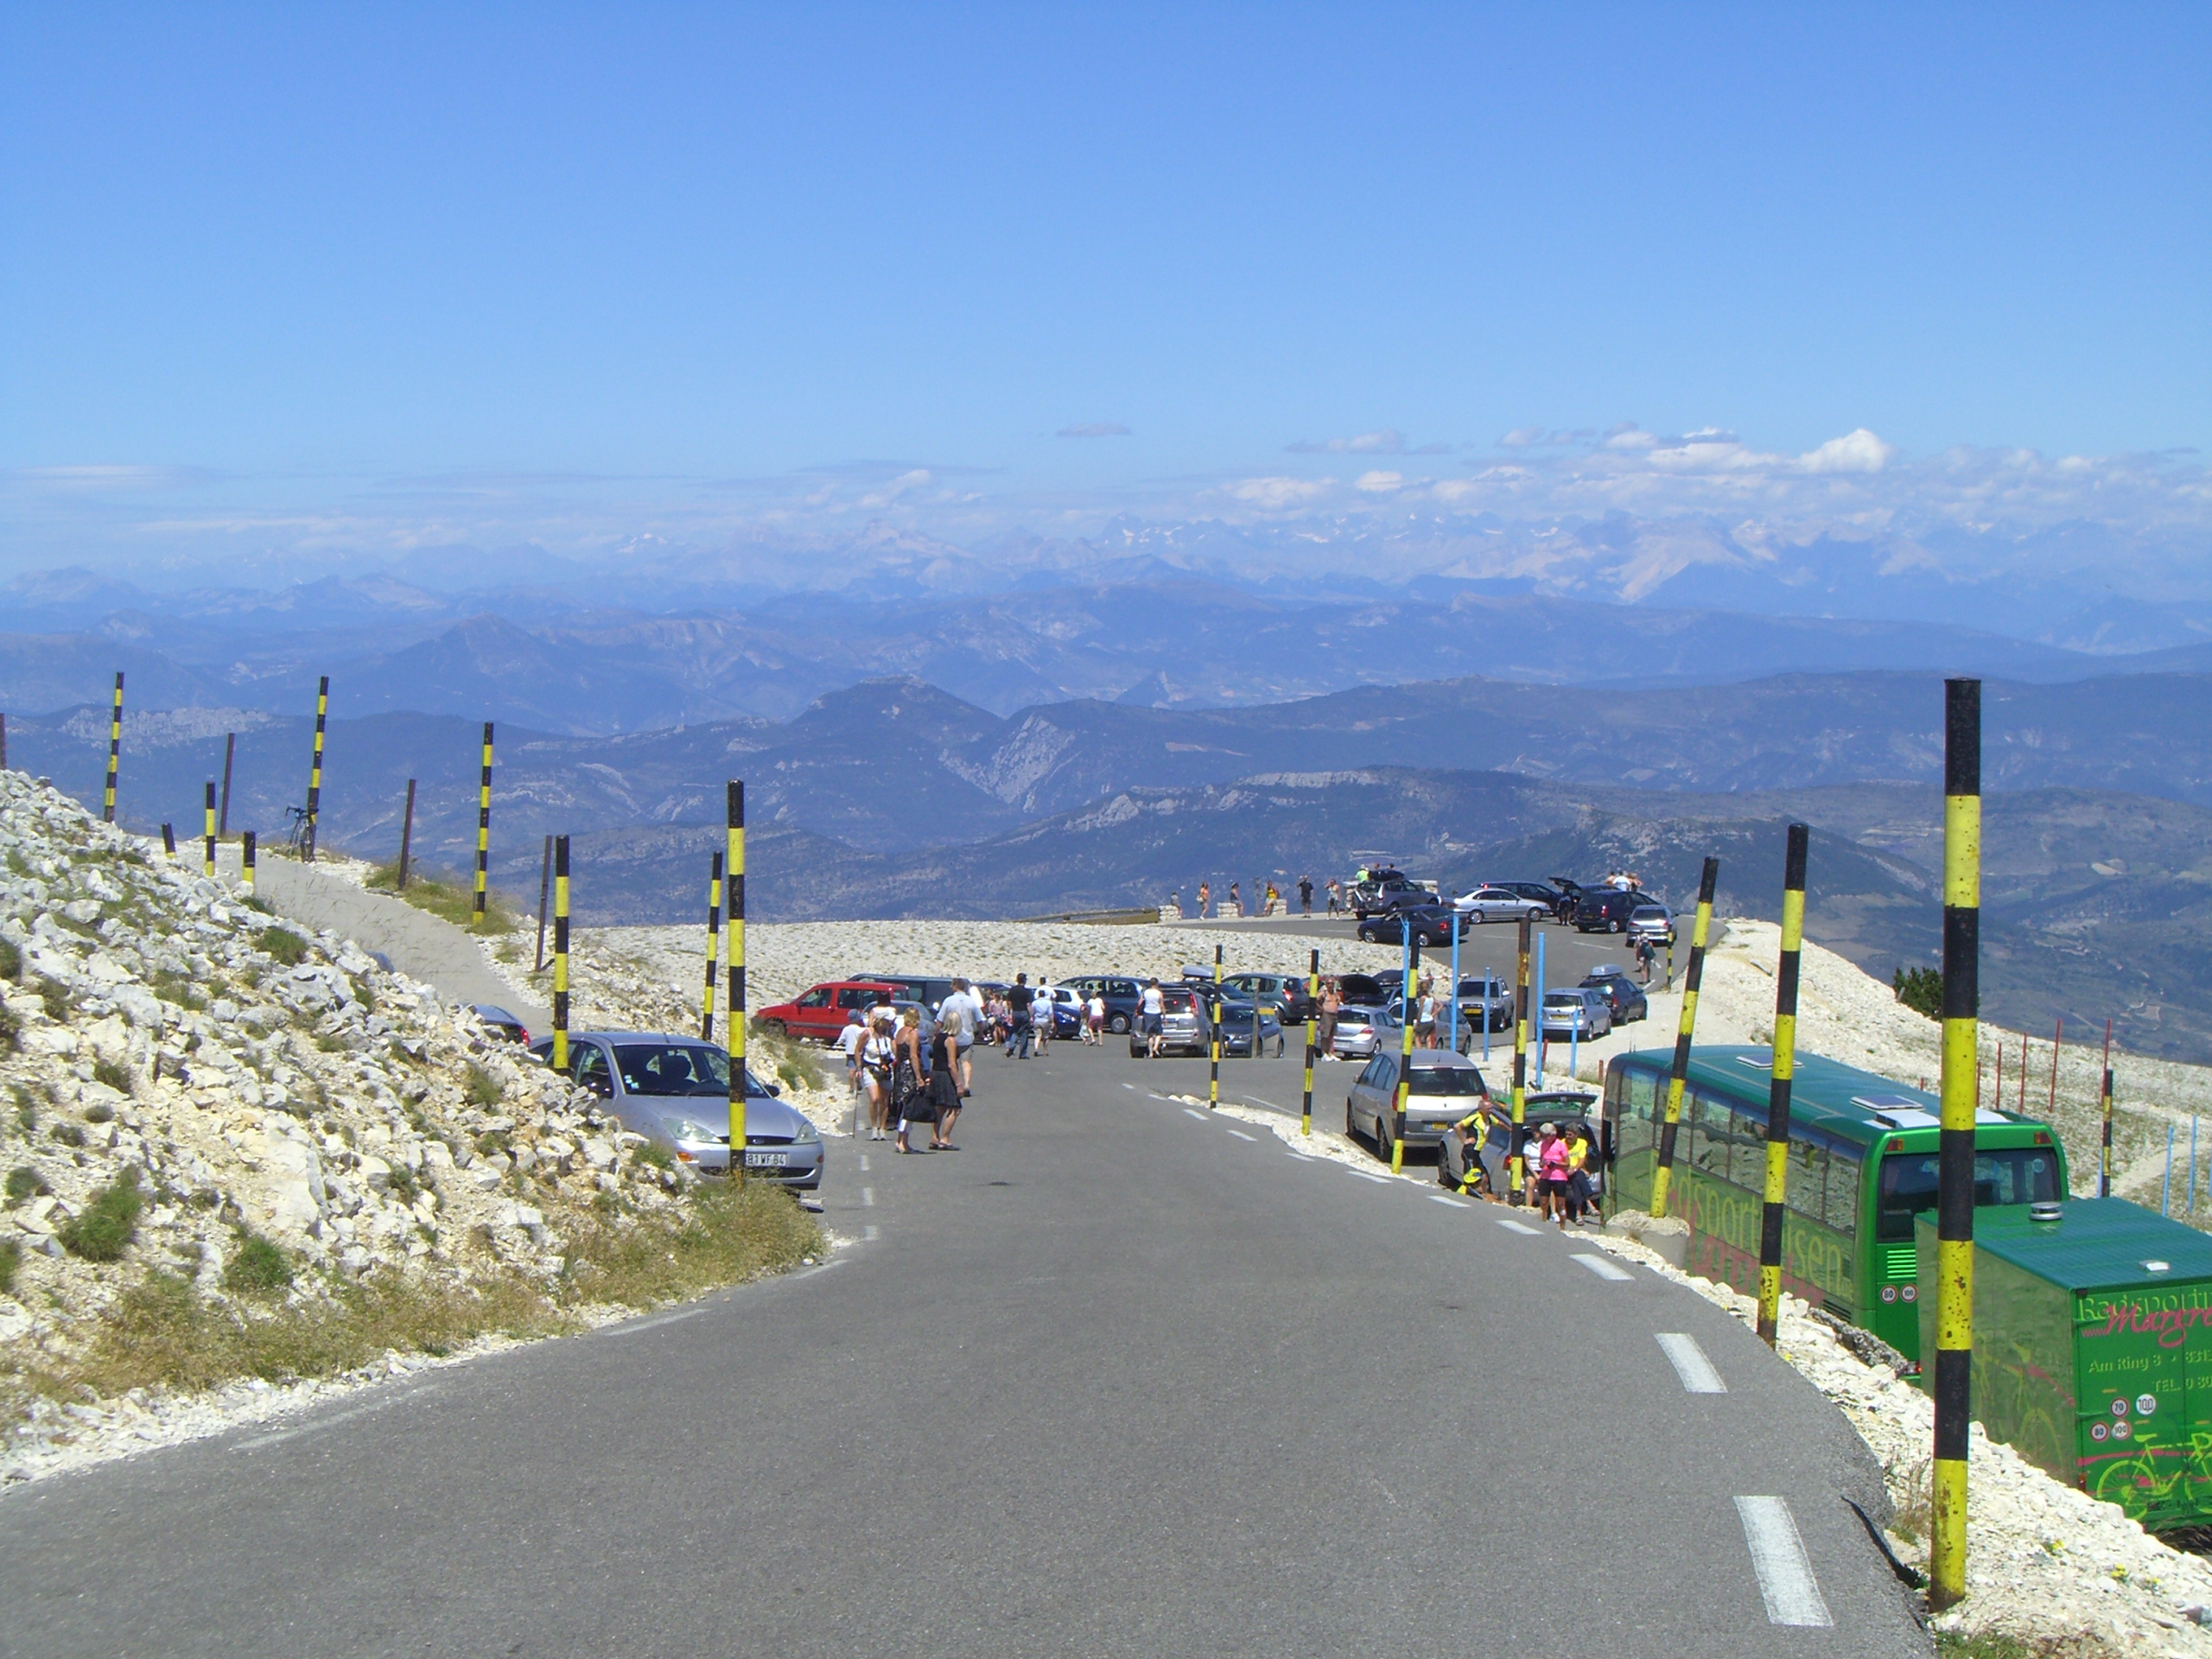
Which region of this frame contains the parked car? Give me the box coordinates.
[469,1004,531,1044]
[1030,984,1082,1037]
[1332,972,1391,1006]
[1328,999,1388,1060]
[1437,1090,1601,1197]
[1452,886,1551,925]
[1627,904,1676,948]
[1219,971,1299,1014]
[1580,968,1648,1025]
[1356,904,1466,945]
[753,978,906,1044]
[1060,975,1147,1033]
[1344,1049,1491,1158]
[1453,976,1516,1034]
[525,1031,821,1186]
[1496,880,1575,919]
[1540,988,1611,1039]
[1572,887,1642,934]
[1130,985,1205,1057]
[1133,988,1282,1057]
[844,973,961,1011]
[1350,875,1434,919]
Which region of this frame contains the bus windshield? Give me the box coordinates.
[1876,1147,2063,1242]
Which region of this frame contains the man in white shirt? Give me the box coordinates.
[938,978,982,1097]
[835,1009,867,1116]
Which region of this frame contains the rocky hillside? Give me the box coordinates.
[0,770,816,1474]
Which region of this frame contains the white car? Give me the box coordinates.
[1453,886,1552,924]
[1540,988,1611,1039]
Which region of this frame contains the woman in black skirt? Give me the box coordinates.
[892,1008,931,1154]
[926,1020,962,1149]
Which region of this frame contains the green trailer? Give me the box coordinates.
[1916,1198,2212,1532]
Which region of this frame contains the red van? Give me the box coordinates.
[755,979,903,1045]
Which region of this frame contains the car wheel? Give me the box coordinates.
[1345,1099,1357,1139]
[1609,918,1624,933]
[760,1020,787,1039]
[1109,1014,1129,1034]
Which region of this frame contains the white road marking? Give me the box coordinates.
[1655,1332,1726,1393]
[1284,1151,1316,1161]
[1184,1108,1208,1122]
[1347,1169,1393,1185]
[1573,1253,1634,1281]
[1148,1093,1173,1102]
[1495,1217,1540,1236]
[863,1224,880,1241]
[1734,1496,1834,1627]
[602,1305,712,1340]
[858,1154,870,1172]
[861,1186,875,1207]
[1226,1129,1257,1141]
[232,1391,423,1451]
[1428,1193,1468,1208]
[1245,1096,1284,1111]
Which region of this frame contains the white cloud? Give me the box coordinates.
[1354,470,1404,493]
[1799,429,1897,474]
[1288,429,1405,454]
[1225,476,1337,510]
[859,468,934,508]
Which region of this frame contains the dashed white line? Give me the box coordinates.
[863,1224,880,1241]
[1655,1332,1726,1393]
[233,1392,422,1451]
[1735,1496,1834,1627]
[858,1154,870,1172]
[1284,1152,1316,1161]
[861,1186,875,1207]
[1148,1093,1173,1102]
[1122,1082,1135,1090]
[1226,1128,1256,1142]
[1428,1193,1468,1208]
[1573,1253,1634,1282]
[1495,1217,1540,1236]
[1183,1108,1208,1122]
[1347,1169,1393,1185]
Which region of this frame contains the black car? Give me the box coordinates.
[1580,968,1648,1025]
[1573,887,1642,933]
[1495,880,1575,920]
[1356,904,1467,945]
[1332,972,1392,1006]
[1437,1090,1603,1200]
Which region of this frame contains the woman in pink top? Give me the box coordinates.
[1535,1123,1573,1228]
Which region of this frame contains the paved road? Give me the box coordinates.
[0,1040,1923,1657]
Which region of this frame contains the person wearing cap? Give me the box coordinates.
[1535,1121,1573,1226]
[1452,1103,1500,1200]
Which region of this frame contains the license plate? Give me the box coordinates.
[743,1151,789,1168]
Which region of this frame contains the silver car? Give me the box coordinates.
[1452,886,1550,924]
[1329,1001,1389,1060]
[1540,988,1611,1039]
[1344,1049,1491,1158]
[527,1031,823,1188]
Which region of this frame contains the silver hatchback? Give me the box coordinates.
[1344,1049,1491,1159]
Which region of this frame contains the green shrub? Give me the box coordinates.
[15,1090,36,1134]
[90,1055,132,1093]
[49,1122,85,1148]
[257,927,309,967]
[630,1138,672,1171]
[83,1099,115,1124]
[0,1236,17,1295]
[60,1168,143,1262]
[0,937,16,981]
[37,976,70,1022]
[223,1232,293,1294]
[464,1063,501,1108]
[5,1166,43,1205]
[0,995,17,1054]
[1892,965,1942,1020]
[385,1163,422,1205]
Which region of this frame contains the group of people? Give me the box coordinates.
[1450,1108,1599,1228]
[836,979,983,1155]
[1171,875,1320,920]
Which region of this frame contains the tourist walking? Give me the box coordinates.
[1197,880,1211,919]
[1228,880,1241,918]
[1033,982,1053,1053]
[1325,878,1343,916]
[1086,991,1106,1045]
[836,1007,868,1128]
[1317,980,1342,1060]
[926,1019,963,1148]
[1634,934,1656,986]
[1141,977,1166,1058]
[938,977,981,1096]
[861,1014,897,1140]
[892,1008,928,1154]
[1414,974,1438,1048]
[1298,874,1313,914]
[1005,974,1034,1058]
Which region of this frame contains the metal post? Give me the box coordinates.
[103,672,124,823]
[201,781,216,877]
[219,732,236,836]
[1448,910,1460,1054]
[0,711,7,771]
[2164,1127,2176,1216]
[552,836,570,1072]
[1300,947,1318,1136]
[1534,927,1547,1086]
[397,779,416,889]
[726,783,748,1165]
[1510,916,1530,1202]
[702,850,723,1041]
[2047,1018,2062,1119]
[2192,1116,2200,1217]
[534,834,552,973]
[1208,944,1222,1108]
[2100,1019,2114,1198]
[241,830,256,894]
[1757,823,1809,1348]
[303,677,327,861]
[1391,918,1417,1173]
[1651,856,1719,1220]
[161,823,176,860]
[474,721,493,919]
[1929,677,1980,1612]
[1569,1017,1578,1084]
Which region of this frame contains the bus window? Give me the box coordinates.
[1691,1093,1727,1178]
[1788,1138,1828,1222]
[1727,1108,1765,1191]
[1877,1147,2061,1241]
[1825,1149,1861,1239]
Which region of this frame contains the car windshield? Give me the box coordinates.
[1876,1147,2063,1241]
[1457,979,1500,996]
[613,1044,731,1096]
[1409,1065,1484,1096]
[1543,992,1583,1007]
[1633,906,1667,918]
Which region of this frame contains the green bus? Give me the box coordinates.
[1603,1046,2069,1365]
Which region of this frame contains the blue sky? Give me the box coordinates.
[2,3,2207,570]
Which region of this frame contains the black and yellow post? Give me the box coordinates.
[242,830,257,895]
[201,782,216,877]
[1929,678,1981,1611]
[219,732,235,836]
[551,836,570,1074]
[1300,947,1319,1136]
[1757,824,1809,1347]
[473,722,494,921]
[2099,1019,2114,1198]
[1651,855,1720,1220]
[1390,920,1418,1173]
[161,823,176,859]
[1208,944,1223,1108]
[726,783,748,1167]
[303,677,328,861]
[1510,916,1531,1200]
[103,672,124,823]
[702,850,723,1041]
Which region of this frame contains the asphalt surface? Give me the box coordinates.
[0,1040,1926,1658]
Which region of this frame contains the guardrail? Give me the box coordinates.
[1012,906,1163,926]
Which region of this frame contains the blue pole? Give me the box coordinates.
[1449,913,1461,1053]
[1401,917,1411,1041]
[1570,1015,1579,1084]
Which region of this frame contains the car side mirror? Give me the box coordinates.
[765,1081,783,1096]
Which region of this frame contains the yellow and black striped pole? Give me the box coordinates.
[1300,947,1319,1136]
[1651,855,1720,1220]
[302,676,328,861]
[473,721,494,921]
[551,836,570,1073]
[1929,677,1981,1611]
[103,672,124,823]
[1391,918,1418,1173]
[701,850,723,1041]
[201,781,217,877]
[241,830,257,895]
[1757,824,1809,1347]
[726,783,748,1166]
[2099,1019,2114,1198]
[1207,944,1222,1108]
[1510,915,1530,1201]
